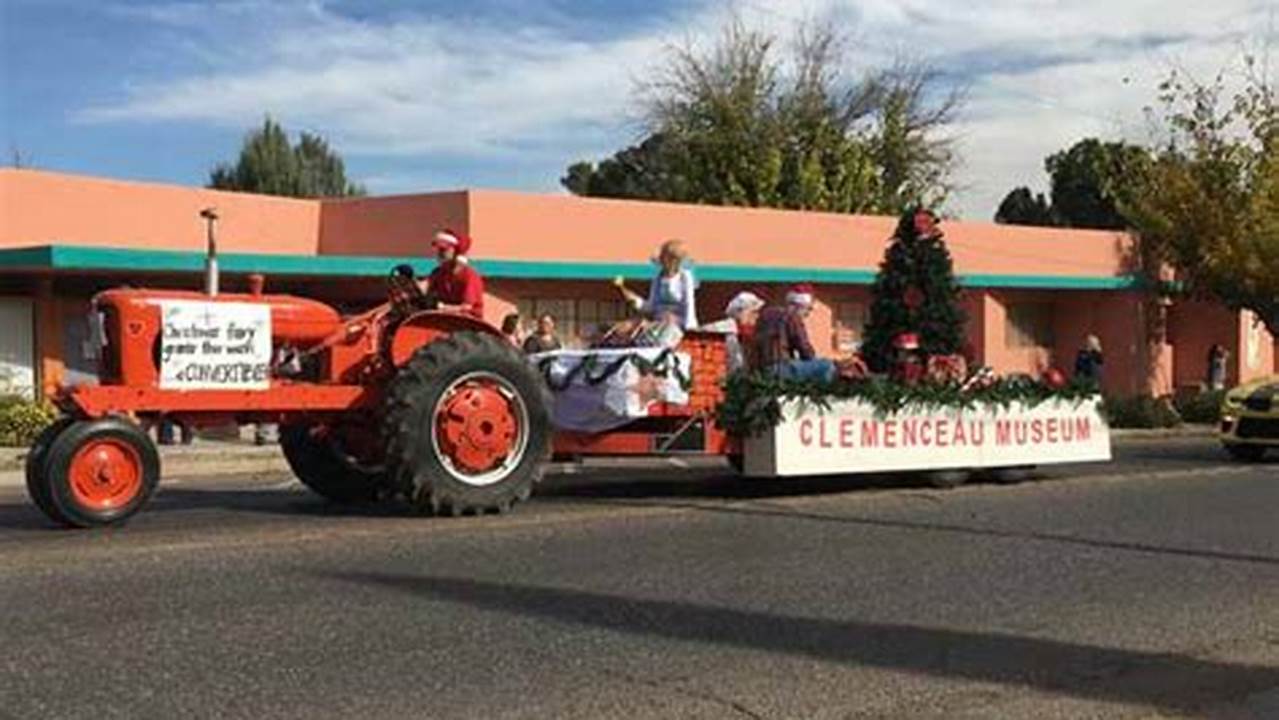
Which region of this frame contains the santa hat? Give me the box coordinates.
[893,332,920,350]
[786,283,815,308]
[432,228,472,260]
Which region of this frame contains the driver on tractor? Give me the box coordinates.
[423,228,485,319]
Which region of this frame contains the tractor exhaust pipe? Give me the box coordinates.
[199,207,219,297]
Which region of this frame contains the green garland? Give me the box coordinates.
[716,372,1099,438]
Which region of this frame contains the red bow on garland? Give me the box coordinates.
[926,354,968,385]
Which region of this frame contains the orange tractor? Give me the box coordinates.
[25,215,731,528]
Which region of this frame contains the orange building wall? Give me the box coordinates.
[463,190,1132,278]
[1238,311,1276,385]
[10,169,1270,400]
[1168,301,1237,390]
[318,192,469,257]
[1,169,320,255]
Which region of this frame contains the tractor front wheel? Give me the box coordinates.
[384,332,552,516]
[35,417,160,528]
[25,417,77,524]
[280,423,388,503]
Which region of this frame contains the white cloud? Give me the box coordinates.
[80,0,1274,218]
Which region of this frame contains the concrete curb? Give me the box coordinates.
[0,442,286,475]
[0,425,1218,486]
[1108,424,1216,439]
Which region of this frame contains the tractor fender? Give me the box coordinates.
[387,311,504,368]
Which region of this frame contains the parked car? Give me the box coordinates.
[1219,376,1279,461]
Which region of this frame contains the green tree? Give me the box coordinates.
[209,117,365,198]
[562,20,960,214]
[1044,138,1149,229]
[1122,57,1279,335]
[861,208,967,372]
[994,186,1056,226]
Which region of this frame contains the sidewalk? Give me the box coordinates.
[0,441,289,480]
[1108,424,1216,440]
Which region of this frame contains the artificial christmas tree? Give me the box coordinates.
[861,208,967,373]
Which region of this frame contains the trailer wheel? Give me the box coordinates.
[24,417,76,524]
[925,469,970,489]
[280,423,387,503]
[384,332,552,516]
[988,465,1036,484]
[1223,443,1266,462]
[726,454,745,475]
[39,418,160,528]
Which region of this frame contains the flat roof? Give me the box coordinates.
[0,245,1140,290]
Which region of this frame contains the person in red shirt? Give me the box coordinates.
[425,229,485,319]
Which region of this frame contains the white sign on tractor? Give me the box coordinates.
[744,398,1111,477]
[158,300,272,390]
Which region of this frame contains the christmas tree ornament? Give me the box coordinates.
[913,208,939,239]
[903,286,925,310]
[1042,367,1068,389]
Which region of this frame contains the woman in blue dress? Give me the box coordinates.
[614,239,699,330]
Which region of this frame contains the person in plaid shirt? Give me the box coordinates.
[751,284,836,383]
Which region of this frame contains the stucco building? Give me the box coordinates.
[1,168,1273,400]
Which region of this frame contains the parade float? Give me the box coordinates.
[542,207,1111,482]
[27,207,1108,529]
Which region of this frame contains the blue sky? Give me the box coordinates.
[2,0,1272,218]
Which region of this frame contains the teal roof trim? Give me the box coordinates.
[0,245,1140,290]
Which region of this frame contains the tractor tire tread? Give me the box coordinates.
[279,424,385,504]
[24,417,77,525]
[383,331,551,517]
[42,417,160,528]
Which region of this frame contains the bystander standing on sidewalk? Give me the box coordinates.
[1074,334,1104,388]
[1207,343,1229,391]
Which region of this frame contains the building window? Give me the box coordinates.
[576,299,630,344]
[833,301,866,354]
[1006,302,1055,348]
[517,297,631,347]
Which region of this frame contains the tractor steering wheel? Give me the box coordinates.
[388,264,436,315]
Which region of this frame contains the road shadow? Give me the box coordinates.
[0,486,410,533]
[545,495,1279,568]
[322,571,1279,714]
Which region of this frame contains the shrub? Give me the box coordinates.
[1102,394,1182,429]
[0,395,59,447]
[1173,389,1225,425]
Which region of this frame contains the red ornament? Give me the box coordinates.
[897,357,925,386]
[1043,367,1067,389]
[913,209,939,238]
[903,286,925,310]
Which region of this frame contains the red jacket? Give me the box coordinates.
[427,262,485,319]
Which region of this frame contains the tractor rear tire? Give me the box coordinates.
[39,417,160,528]
[384,332,552,516]
[280,424,386,504]
[25,417,76,525]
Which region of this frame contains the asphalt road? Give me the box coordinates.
[1,437,1277,719]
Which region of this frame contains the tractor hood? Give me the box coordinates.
[93,287,344,346]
